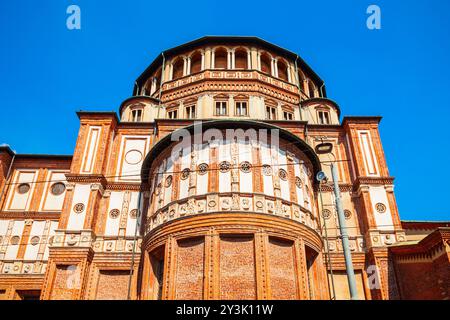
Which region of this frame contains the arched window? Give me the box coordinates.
[214,48,228,69]
[260,53,271,74]
[277,60,288,81]
[235,49,248,69]
[298,71,306,91]
[190,52,202,74]
[172,58,184,80]
[308,80,316,98]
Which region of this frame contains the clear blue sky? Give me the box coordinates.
[0,1,449,221]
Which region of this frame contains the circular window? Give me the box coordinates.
[73,203,85,214]
[165,175,173,188]
[10,236,20,245]
[322,209,331,219]
[240,161,252,173]
[129,209,138,219]
[278,169,288,181]
[17,183,30,194]
[30,236,40,246]
[344,210,352,220]
[125,150,143,165]
[295,177,303,188]
[375,203,387,213]
[198,163,209,175]
[262,165,272,176]
[219,161,231,173]
[51,182,66,196]
[109,209,120,219]
[180,168,190,180]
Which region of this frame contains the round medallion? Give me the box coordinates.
[344,210,352,220]
[295,176,303,188]
[322,209,331,219]
[17,183,30,194]
[155,183,162,196]
[109,209,120,219]
[278,169,288,181]
[375,203,387,213]
[73,203,85,214]
[219,161,231,173]
[180,168,190,180]
[208,200,216,208]
[262,164,272,176]
[51,182,66,196]
[30,236,40,246]
[125,149,143,165]
[48,236,54,245]
[129,209,138,219]
[240,161,252,173]
[10,236,20,245]
[197,163,209,175]
[165,175,173,188]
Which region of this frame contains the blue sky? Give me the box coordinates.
[0,0,449,221]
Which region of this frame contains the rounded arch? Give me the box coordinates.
[190,51,202,74]
[260,52,272,74]
[308,80,316,98]
[172,57,184,80]
[277,59,288,82]
[234,47,248,69]
[214,47,228,69]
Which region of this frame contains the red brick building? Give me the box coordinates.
[0,36,448,300]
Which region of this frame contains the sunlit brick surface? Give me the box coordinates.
[96,270,129,300]
[268,238,297,299]
[219,236,256,300]
[175,237,205,299]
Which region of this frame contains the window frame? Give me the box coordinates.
[215,101,228,116]
[185,104,196,119]
[266,105,277,120]
[131,108,143,122]
[234,100,248,117]
[317,110,331,124]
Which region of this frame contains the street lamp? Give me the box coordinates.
[315,141,359,300]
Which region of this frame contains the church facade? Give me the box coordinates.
[0,36,448,300]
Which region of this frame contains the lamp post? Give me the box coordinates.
[316,142,359,300]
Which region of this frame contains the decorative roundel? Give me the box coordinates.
[219,161,231,173]
[109,209,120,219]
[197,163,209,175]
[51,182,66,196]
[48,236,54,245]
[30,236,40,246]
[295,176,303,188]
[165,175,173,188]
[17,183,30,194]
[125,149,143,165]
[129,209,138,219]
[322,209,331,219]
[262,164,272,176]
[10,236,20,245]
[73,203,85,214]
[375,203,387,213]
[278,169,288,181]
[180,168,190,180]
[344,210,352,220]
[240,161,252,173]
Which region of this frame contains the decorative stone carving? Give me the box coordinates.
[165,175,173,187]
[240,161,252,173]
[278,168,287,181]
[180,168,190,180]
[197,163,209,175]
[73,203,85,214]
[262,164,272,176]
[219,161,231,173]
[109,209,120,219]
[375,203,387,213]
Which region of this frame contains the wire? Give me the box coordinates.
[0,222,405,248]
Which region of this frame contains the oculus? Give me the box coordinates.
[295,176,303,188]
[129,209,138,219]
[375,203,386,213]
[109,209,120,219]
[17,183,30,194]
[51,182,66,196]
[73,203,85,214]
[181,168,190,180]
[125,149,143,165]
[262,164,272,176]
[344,210,352,220]
[278,168,288,181]
[197,163,209,175]
[219,161,231,173]
[240,161,252,173]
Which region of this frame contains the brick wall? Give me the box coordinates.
[175,237,205,299]
[96,270,129,300]
[267,238,297,299]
